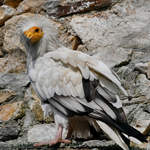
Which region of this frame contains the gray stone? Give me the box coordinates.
[16,0,45,14]
[82,140,115,148]
[135,74,150,99]
[144,105,150,114]
[135,62,149,74]
[124,98,150,130]
[0,49,26,73]
[70,16,133,67]
[94,47,132,68]
[0,121,20,141]
[70,0,150,67]
[3,13,33,53]
[133,119,150,134]
[42,0,60,17]
[0,73,30,96]
[0,5,16,25]
[27,124,57,143]
[116,66,139,97]
[135,62,150,79]
[0,27,4,47]
[43,0,111,18]
[23,109,34,128]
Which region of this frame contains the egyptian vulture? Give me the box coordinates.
[18,15,147,150]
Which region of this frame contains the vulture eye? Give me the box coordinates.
[35,28,39,32]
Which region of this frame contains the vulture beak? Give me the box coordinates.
[24,26,44,43]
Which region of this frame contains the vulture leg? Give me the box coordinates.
[49,125,71,146]
[34,125,71,147]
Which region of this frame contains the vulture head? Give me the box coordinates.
[23,26,44,44]
[18,15,61,59]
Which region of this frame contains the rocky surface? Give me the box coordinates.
[0,101,24,121]
[3,0,23,8]
[0,121,20,141]
[27,124,57,143]
[42,0,112,18]
[0,89,16,103]
[16,0,45,14]
[0,0,150,150]
[0,5,16,26]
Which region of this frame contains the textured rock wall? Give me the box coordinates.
[0,0,150,149]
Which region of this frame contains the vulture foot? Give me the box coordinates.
[34,125,71,147]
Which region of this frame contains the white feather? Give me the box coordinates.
[96,121,129,150]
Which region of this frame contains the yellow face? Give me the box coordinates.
[24,26,44,43]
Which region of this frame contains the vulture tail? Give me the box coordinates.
[96,120,129,150]
[89,111,147,150]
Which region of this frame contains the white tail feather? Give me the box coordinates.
[129,137,142,144]
[96,120,129,150]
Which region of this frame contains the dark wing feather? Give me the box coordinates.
[82,78,127,123]
[82,78,99,102]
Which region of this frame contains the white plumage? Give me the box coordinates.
[18,15,147,150]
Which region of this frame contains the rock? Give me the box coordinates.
[134,119,150,134]
[70,16,110,50]
[69,0,150,67]
[0,5,16,26]
[30,87,41,103]
[70,36,82,50]
[126,101,150,132]
[0,121,20,141]
[23,109,34,128]
[0,49,26,73]
[143,124,150,136]
[135,62,150,79]
[131,142,150,150]
[43,0,111,18]
[27,124,57,143]
[116,66,140,97]
[30,98,54,123]
[123,95,150,139]
[148,62,150,79]
[0,50,3,56]
[124,103,139,124]
[0,73,30,96]
[135,62,150,77]
[116,64,150,98]
[131,51,150,67]
[82,140,115,148]
[135,74,150,99]
[95,47,132,68]
[0,101,24,121]
[25,86,54,123]
[31,101,44,122]
[0,89,16,103]
[4,0,22,8]
[0,27,4,47]
[124,102,150,148]
[123,96,147,107]
[26,87,44,122]
[144,105,150,114]
[70,16,132,67]
[42,0,61,17]
[16,0,45,14]
[3,13,32,53]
